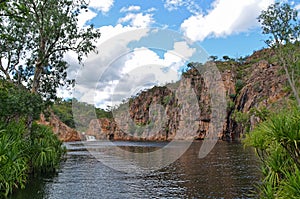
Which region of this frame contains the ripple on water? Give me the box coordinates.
[10,141,261,199]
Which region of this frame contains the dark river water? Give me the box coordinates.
[10,141,261,199]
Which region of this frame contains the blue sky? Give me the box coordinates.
[62,0,300,108]
[81,0,300,58]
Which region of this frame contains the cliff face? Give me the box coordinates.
[39,113,81,142]
[49,50,289,142]
[85,65,238,141]
[84,55,289,141]
[228,60,288,139]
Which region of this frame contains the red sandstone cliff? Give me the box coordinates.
[39,113,81,142]
[48,49,290,142]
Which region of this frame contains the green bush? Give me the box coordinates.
[235,79,245,93]
[244,107,300,198]
[0,122,29,197]
[0,122,65,197]
[0,80,43,123]
[29,123,66,173]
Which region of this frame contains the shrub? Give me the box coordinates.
[0,122,65,196]
[244,107,300,198]
[29,123,66,173]
[235,79,245,93]
[0,123,29,197]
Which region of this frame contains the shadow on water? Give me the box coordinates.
[9,141,261,199]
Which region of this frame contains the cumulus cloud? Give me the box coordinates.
[89,0,114,13]
[118,13,155,28]
[122,41,195,75]
[71,27,196,108]
[112,41,195,104]
[77,8,97,28]
[120,5,141,13]
[71,26,150,107]
[181,0,275,41]
[164,0,201,14]
[77,0,115,27]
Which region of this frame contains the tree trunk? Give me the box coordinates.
[31,65,42,94]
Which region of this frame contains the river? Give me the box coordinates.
[10,141,261,199]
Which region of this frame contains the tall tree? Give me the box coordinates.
[0,0,101,100]
[258,2,300,106]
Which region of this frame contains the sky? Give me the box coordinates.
[61,0,300,109]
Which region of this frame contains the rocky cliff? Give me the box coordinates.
[39,113,82,142]
[84,50,289,141]
[49,49,290,142]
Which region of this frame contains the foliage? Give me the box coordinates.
[0,123,28,197]
[0,80,64,196]
[0,0,101,100]
[52,99,76,128]
[29,123,65,173]
[71,98,113,132]
[0,121,65,197]
[250,107,270,122]
[235,79,245,94]
[0,79,43,124]
[162,95,172,106]
[231,110,250,133]
[258,2,299,46]
[258,2,300,106]
[244,107,300,198]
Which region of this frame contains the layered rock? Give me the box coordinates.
[39,113,81,142]
[50,49,289,142]
[84,65,235,141]
[227,60,288,139]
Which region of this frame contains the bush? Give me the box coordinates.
[0,80,43,123]
[0,122,65,197]
[235,79,245,93]
[244,107,300,198]
[0,122,29,197]
[29,123,66,173]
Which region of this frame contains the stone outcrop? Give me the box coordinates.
[49,49,290,142]
[84,54,289,141]
[227,59,288,139]
[84,65,236,141]
[39,113,81,142]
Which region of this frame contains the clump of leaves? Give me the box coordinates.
[244,106,300,198]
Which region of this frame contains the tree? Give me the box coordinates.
[258,2,299,46]
[258,2,300,106]
[209,55,218,61]
[0,0,101,100]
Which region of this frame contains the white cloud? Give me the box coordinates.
[89,0,114,13]
[77,0,115,27]
[181,0,275,42]
[120,5,141,13]
[77,8,97,28]
[164,0,201,14]
[70,28,196,108]
[122,41,195,75]
[164,0,184,10]
[146,8,157,12]
[118,13,154,28]
[70,26,150,107]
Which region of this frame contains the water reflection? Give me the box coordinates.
[10,141,261,199]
